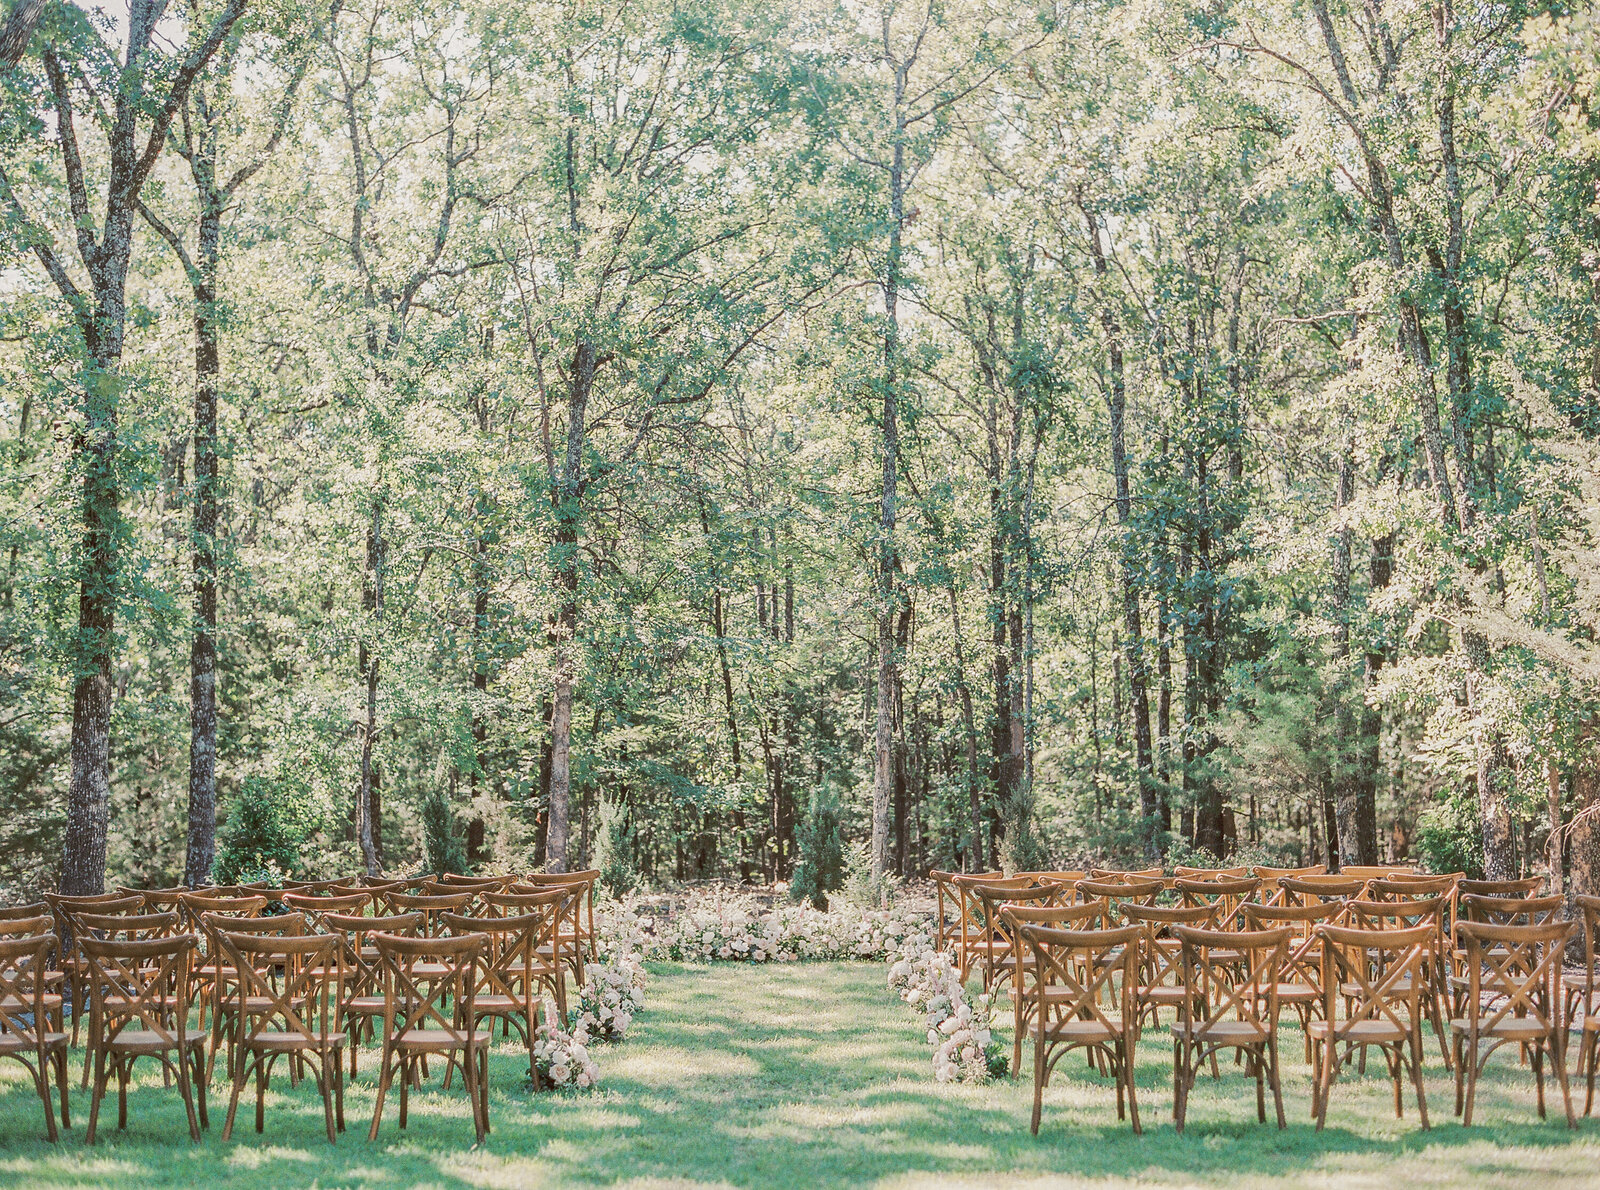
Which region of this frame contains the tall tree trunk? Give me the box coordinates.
[949,584,982,871]
[1083,202,1157,855]
[1331,447,1357,871]
[356,496,384,876]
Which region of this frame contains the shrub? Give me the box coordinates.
[593,794,636,897]
[421,786,470,876]
[1414,789,1485,879]
[789,785,846,910]
[214,771,327,885]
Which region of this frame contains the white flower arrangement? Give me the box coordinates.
[533,1005,602,1090]
[885,934,1006,1085]
[577,952,648,1041]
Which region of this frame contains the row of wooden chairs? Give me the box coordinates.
[0,870,601,1146]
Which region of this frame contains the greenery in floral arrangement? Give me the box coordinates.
[789,785,846,910]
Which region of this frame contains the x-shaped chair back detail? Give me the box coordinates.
[519,870,601,959]
[1453,918,1577,1127]
[281,891,372,934]
[0,932,68,1141]
[971,881,1063,993]
[1076,877,1165,918]
[382,890,474,935]
[215,930,341,1048]
[927,871,970,950]
[1278,875,1364,910]
[178,893,266,938]
[1174,924,1288,1044]
[950,875,1036,978]
[73,911,180,943]
[1175,876,1261,930]
[477,888,576,1018]
[1015,872,1088,903]
[1119,903,1218,1028]
[1018,922,1145,1134]
[1252,867,1328,907]
[1459,893,1562,929]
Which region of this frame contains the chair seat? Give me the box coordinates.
[0,1031,67,1053]
[474,995,534,1013]
[395,1028,491,1049]
[1031,1017,1124,1042]
[242,1031,347,1052]
[1308,1019,1409,1043]
[107,1026,208,1052]
[1266,982,1319,1002]
[0,993,63,1012]
[1138,985,1192,1006]
[1449,1016,1552,1040]
[1173,1020,1268,1044]
[343,996,386,1012]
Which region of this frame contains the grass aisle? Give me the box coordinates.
[2,961,1599,1188]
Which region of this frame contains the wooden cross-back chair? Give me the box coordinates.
[382,890,475,936]
[198,910,308,1083]
[481,887,581,1007]
[1015,871,1088,900]
[68,911,181,1088]
[0,916,63,1034]
[518,870,601,967]
[1018,922,1144,1136]
[971,881,1062,994]
[78,932,208,1143]
[928,871,981,951]
[368,931,491,1144]
[1240,901,1342,1061]
[281,891,372,933]
[1570,895,1600,1117]
[1310,922,1433,1131]
[282,877,354,894]
[119,887,189,916]
[1451,919,1576,1128]
[1171,924,1292,1134]
[1341,865,1417,880]
[323,911,423,1076]
[949,875,1037,980]
[0,933,69,1141]
[1075,877,1165,917]
[214,930,346,1143]
[333,880,407,912]
[1119,903,1218,1030]
[1345,895,1451,1069]
[44,892,142,1048]
[1089,868,1164,883]
[442,909,558,1080]
[1174,876,1261,931]
[1001,901,1107,1076]
[430,873,506,891]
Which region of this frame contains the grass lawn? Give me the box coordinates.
[2,960,1599,1188]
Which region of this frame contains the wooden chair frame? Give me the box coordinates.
[971,882,1062,994]
[1002,902,1107,1077]
[1240,901,1341,1061]
[1310,922,1432,1131]
[1345,895,1451,1068]
[441,909,557,1084]
[368,932,491,1144]
[1018,923,1144,1135]
[324,911,424,1077]
[215,930,346,1143]
[1451,919,1576,1128]
[78,933,208,1143]
[1171,924,1291,1133]
[0,933,69,1140]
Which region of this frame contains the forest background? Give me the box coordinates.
[2,0,1599,900]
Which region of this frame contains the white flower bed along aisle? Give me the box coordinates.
[595,891,1006,1086]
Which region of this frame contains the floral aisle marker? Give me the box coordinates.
[887,930,1007,1085]
[534,1004,601,1090]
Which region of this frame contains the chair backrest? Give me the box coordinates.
[1089,868,1164,881]
[1076,877,1165,910]
[1341,865,1416,879]
[1278,875,1365,907]
[78,933,199,1045]
[0,933,56,1045]
[1241,901,1342,992]
[1345,894,1445,936]
[1455,919,1575,1038]
[1174,876,1261,929]
[1173,866,1248,880]
[214,930,342,1047]
[372,931,485,1046]
[431,873,506,890]
[1174,925,1291,1039]
[0,913,54,939]
[382,890,475,933]
[178,892,267,935]
[1458,893,1562,929]
[1252,865,1327,882]
[440,910,553,1003]
[0,901,50,922]
[73,910,181,942]
[1315,922,1433,1039]
[1367,875,1458,901]
[971,880,1061,927]
[1018,922,1143,1034]
[519,870,599,945]
[1576,895,1600,1005]
[324,911,424,996]
[282,877,351,894]
[281,890,372,931]
[1458,877,1543,899]
[928,871,968,948]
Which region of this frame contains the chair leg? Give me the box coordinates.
[55,1047,71,1130]
[35,1050,58,1143]
[1124,1039,1141,1135]
[1030,1033,1045,1135]
[176,1045,202,1143]
[1534,1044,1547,1119]
[86,1050,109,1144]
[1410,1029,1430,1130]
[321,1053,338,1144]
[368,1047,396,1142]
[1583,1030,1597,1117]
[399,1056,411,1130]
[224,1050,248,1141]
[1552,1038,1577,1129]
[116,1054,129,1130]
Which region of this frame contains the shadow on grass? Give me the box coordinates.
[0,961,1596,1189]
